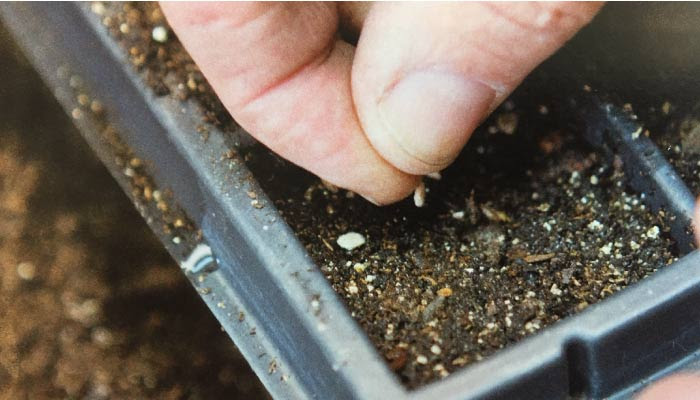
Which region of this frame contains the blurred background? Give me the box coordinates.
[0,23,268,399]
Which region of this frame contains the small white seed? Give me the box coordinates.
[152,26,168,43]
[413,182,426,208]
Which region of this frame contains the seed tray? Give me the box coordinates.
[1,2,698,399]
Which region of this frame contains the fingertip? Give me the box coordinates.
[352,2,602,176]
[325,167,420,206]
[370,69,495,175]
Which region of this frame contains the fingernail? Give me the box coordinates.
[361,194,381,206]
[378,70,495,171]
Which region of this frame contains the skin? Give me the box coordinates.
[160,1,601,204]
[161,2,700,397]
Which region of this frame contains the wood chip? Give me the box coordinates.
[524,253,555,263]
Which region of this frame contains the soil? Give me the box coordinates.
[247,113,677,388]
[0,22,268,400]
[97,2,679,389]
[643,101,700,195]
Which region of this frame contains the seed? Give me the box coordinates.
[413,182,426,207]
[337,232,365,250]
[152,26,168,43]
[426,172,442,180]
[437,287,453,297]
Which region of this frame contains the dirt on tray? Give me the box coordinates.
[246,111,677,387]
[643,101,700,195]
[0,22,268,400]
[98,2,679,388]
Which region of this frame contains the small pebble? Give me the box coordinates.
[337,232,366,250]
[590,175,599,185]
[430,344,442,355]
[437,287,453,297]
[416,355,428,365]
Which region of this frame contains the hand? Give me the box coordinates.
[161,2,601,204]
[638,374,700,399]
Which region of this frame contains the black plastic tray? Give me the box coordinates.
[2,3,698,399]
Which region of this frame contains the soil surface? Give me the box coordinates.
[248,112,677,387]
[645,102,700,195]
[99,2,679,388]
[0,22,268,400]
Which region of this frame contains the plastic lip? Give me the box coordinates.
[1,2,698,399]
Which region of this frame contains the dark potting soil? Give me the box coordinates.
[98,2,678,388]
[647,102,700,195]
[618,99,699,196]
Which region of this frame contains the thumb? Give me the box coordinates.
[352,2,602,175]
[160,2,419,205]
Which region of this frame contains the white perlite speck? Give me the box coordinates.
[152,26,169,43]
[646,225,660,239]
[587,220,604,231]
[353,263,366,273]
[550,284,563,296]
[451,211,465,220]
[337,232,365,250]
[631,126,642,139]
